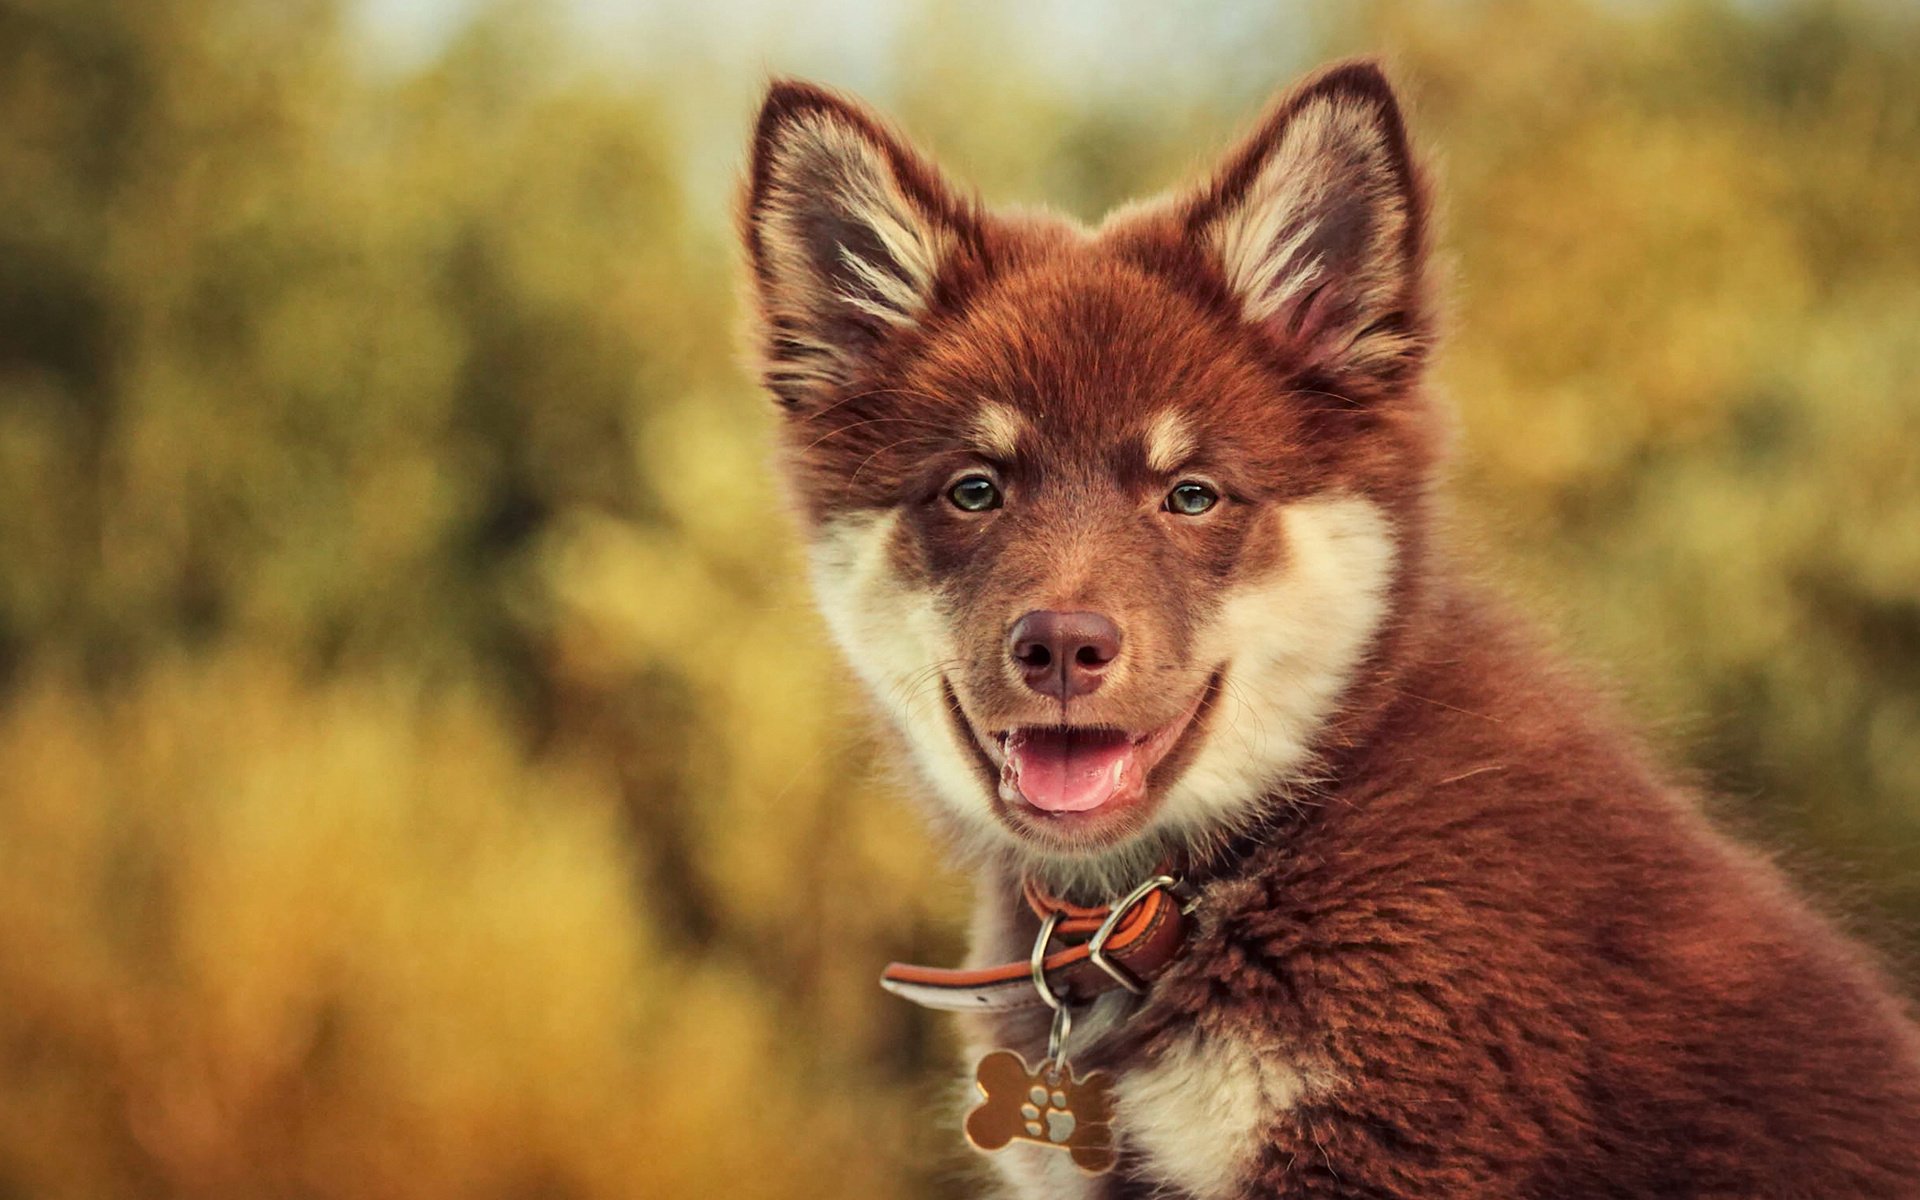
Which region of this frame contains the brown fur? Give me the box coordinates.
[737,60,1920,1197]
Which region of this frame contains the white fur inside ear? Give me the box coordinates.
[1206,93,1412,363]
[757,115,952,395]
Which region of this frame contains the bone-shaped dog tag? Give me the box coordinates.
[964,1050,1117,1174]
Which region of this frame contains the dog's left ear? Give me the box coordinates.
[740,80,977,410]
[1185,60,1432,388]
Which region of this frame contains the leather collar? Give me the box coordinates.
[880,874,1195,1013]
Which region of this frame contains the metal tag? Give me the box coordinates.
[963,1050,1117,1174]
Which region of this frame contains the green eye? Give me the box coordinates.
[948,475,1002,512]
[1165,481,1218,516]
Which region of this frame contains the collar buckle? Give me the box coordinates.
[1084,874,1177,994]
[881,866,1196,1014]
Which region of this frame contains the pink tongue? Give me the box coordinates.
[1004,728,1138,813]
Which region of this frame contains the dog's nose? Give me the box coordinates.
[1008,610,1122,700]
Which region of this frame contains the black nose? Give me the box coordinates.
[1008,610,1123,700]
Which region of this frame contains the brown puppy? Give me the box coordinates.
[736,60,1920,1198]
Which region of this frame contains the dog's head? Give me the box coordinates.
[738,61,1442,890]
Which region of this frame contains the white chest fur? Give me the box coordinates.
[1113,1030,1310,1199]
[980,1025,1310,1200]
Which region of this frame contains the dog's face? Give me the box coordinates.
[739,62,1440,889]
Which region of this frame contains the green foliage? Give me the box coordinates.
[0,1,1914,1196]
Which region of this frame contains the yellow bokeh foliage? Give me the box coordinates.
[0,1,1915,1196]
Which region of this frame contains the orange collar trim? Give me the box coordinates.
[880,873,1195,1013]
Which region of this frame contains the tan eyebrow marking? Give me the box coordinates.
[970,401,1025,459]
[1143,409,1198,474]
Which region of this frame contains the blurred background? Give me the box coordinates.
[0,0,1916,1195]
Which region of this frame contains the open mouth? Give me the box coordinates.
[945,673,1220,842]
[1000,719,1179,814]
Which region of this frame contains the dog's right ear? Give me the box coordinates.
[740,81,975,410]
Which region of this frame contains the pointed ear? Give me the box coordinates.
[739,80,975,409]
[1185,60,1432,388]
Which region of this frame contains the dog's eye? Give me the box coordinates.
[1165,481,1218,516]
[948,475,1002,512]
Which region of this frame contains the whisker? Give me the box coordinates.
[887,658,968,712]
[803,414,950,454]
[799,385,952,424]
[848,434,948,485]
[1386,686,1503,724]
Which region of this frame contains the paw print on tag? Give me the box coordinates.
[1021,1081,1076,1142]
[964,1050,1117,1174]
